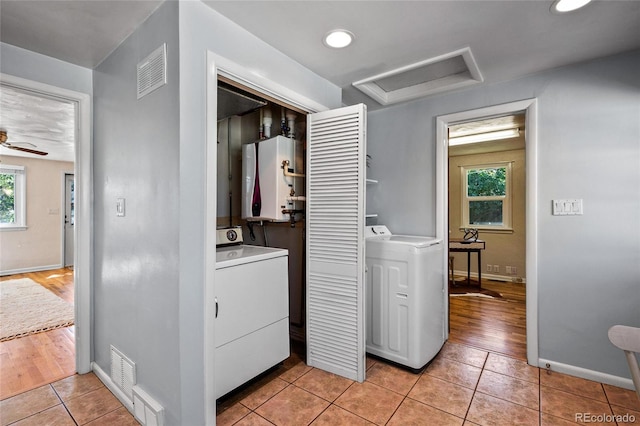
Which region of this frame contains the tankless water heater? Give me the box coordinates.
[242,135,300,222]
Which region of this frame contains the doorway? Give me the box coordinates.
[0,73,92,376]
[447,113,527,359]
[436,99,539,365]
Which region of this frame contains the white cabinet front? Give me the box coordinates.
[215,254,290,398]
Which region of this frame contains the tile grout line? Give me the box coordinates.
[238,365,319,424]
[461,352,488,423]
[49,382,80,426]
[383,364,436,425]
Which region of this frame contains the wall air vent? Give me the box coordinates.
[352,47,483,106]
[110,345,136,401]
[137,44,167,99]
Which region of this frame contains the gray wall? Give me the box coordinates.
[176,2,340,424]
[368,49,640,379]
[0,42,92,94]
[93,1,181,424]
[90,2,342,424]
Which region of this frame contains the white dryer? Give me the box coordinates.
[365,225,445,371]
[214,227,290,398]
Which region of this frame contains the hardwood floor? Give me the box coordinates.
[448,278,527,360]
[0,268,76,400]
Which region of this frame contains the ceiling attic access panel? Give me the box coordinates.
[353,47,483,106]
[306,103,367,382]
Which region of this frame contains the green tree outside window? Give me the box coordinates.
[0,172,16,224]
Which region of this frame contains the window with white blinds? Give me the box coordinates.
[306,104,366,382]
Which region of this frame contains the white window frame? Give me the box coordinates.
[0,164,27,231]
[461,162,512,231]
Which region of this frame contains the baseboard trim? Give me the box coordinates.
[452,269,526,284]
[0,264,64,277]
[92,362,134,412]
[538,358,635,391]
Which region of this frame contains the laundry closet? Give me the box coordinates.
[213,72,450,398]
[215,79,308,343]
[213,78,444,396]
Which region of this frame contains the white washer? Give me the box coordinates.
[365,225,445,371]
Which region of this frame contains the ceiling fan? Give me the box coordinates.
[0,130,48,156]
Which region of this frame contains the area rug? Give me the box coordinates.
[0,278,74,342]
[449,284,502,298]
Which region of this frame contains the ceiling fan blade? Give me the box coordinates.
[10,142,37,148]
[0,132,48,156]
[5,144,49,156]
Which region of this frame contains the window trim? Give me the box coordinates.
[0,164,27,231]
[460,162,513,232]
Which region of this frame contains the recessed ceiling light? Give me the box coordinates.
[323,30,354,48]
[551,0,592,13]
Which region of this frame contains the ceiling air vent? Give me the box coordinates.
[137,44,167,99]
[352,47,483,106]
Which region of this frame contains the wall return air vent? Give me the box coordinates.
[110,345,136,401]
[352,47,483,106]
[137,44,167,99]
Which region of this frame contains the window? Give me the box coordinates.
[461,162,512,231]
[0,165,26,230]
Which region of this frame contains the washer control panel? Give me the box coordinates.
[365,225,391,238]
[216,227,244,246]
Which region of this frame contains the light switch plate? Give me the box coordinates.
[116,198,126,217]
[552,199,583,216]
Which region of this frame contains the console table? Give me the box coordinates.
[449,239,486,287]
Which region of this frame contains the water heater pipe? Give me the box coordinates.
[263,109,272,138]
[282,160,305,178]
[286,111,296,138]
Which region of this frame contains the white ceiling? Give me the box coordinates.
[0,0,164,69]
[0,84,75,162]
[1,0,639,161]
[206,1,640,107]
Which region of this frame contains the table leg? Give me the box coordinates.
[478,250,482,288]
[467,252,471,284]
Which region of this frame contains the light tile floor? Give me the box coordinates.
[0,373,138,426]
[1,340,638,425]
[217,341,640,426]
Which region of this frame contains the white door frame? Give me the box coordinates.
[1,73,92,373]
[204,50,332,425]
[436,98,539,365]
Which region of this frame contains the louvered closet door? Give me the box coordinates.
[306,103,367,382]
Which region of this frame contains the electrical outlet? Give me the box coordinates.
[511,266,517,275]
[506,266,511,274]
[493,265,499,273]
[486,264,493,272]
